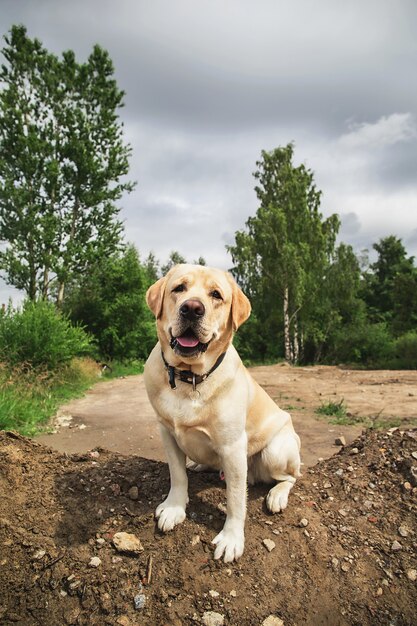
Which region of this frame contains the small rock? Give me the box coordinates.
[262,538,276,552]
[201,611,224,626]
[339,509,348,517]
[376,587,383,596]
[133,593,146,610]
[116,617,131,626]
[331,557,339,570]
[406,569,417,581]
[335,469,344,477]
[113,532,144,554]
[335,436,346,446]
[190,534,201,546]
[32,549,46,560]
[229,589,237,597]
[350,448,359,455]
[89,450,100,459]
[341,563,350,572]
[368,482,376,489]
[89,556,101,568]
[209,590,220,598]
[262,617,284,626]
[96,538,106,546]
[299,518,309,528]
[398,526,409,538]
[128,486,139,501]
[412,451,417,460]
[391,540,402,552]
[323,482,332,489]
[403,481,412,491]
[112,556,123,564]
[69,579,82,591]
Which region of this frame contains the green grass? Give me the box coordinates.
[0,358,100,436]
[315,398,349,424]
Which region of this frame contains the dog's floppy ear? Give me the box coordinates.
[228,274,251,331]
[146,276,167,319]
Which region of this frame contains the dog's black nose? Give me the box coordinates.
[179,299,205,320]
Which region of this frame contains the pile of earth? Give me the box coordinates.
[0,428,416,626]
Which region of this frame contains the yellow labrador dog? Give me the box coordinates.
[144,264,301,562]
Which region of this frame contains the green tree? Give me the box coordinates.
[64,245,156,361]
[228,144,340,363]
[143,251,160,283]
[0,25,135,305]
[161,250,187,276]
[303,242,363,362]
[362,236,417,334]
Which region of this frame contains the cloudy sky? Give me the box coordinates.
[1,0,417,302]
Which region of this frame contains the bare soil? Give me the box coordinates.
[1,365,417,626]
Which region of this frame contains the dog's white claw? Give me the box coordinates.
[155,501,186,532]
[212,528,244,563]
[186,461,210,473]
[266,482,291,513]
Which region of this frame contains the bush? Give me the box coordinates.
[393,331,417,369]
[327,321,395,366]
[65,245,157,361]
[0,300,93,370]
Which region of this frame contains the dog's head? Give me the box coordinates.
[146,264,251,362]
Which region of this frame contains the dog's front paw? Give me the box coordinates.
[155,500,186,532]
[212,527,245,562]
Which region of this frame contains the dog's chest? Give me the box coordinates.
[156,388,220,466]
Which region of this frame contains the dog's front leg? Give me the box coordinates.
[156,424,189,532]
[212,433,247,562]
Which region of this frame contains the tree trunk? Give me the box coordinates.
[283,286,293,363]
[42,266,49,300]
[56,281,65,308]
[27,236,37,301]
[293,315,299,364]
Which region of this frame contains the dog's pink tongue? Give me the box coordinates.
[176,335,199,348]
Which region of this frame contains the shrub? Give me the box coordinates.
[393,331,417,369]
[0,300,93,370]
[327,321,395,366]
[65,245,157,361]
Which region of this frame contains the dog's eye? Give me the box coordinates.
[172,284,185,293]
[210,290,223,300]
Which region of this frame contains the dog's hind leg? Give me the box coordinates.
[257,425,301,513]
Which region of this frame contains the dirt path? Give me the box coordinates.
[36,364,417,468]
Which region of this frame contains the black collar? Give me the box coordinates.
[161,350,227,391]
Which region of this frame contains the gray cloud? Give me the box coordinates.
[0,0,416,301]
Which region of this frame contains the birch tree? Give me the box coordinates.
[228,144,339,363]
[0,25,135,305]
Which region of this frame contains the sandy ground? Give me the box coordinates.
[36,364,417,468]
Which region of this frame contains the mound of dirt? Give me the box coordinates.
[0,429,416,626]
